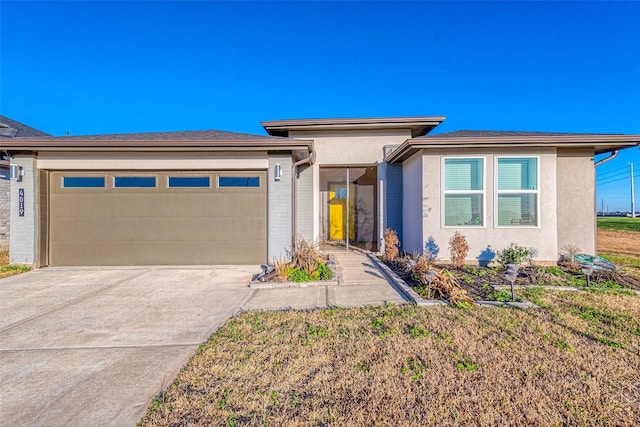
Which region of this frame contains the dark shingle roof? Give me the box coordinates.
[0,115,51,138]
[57,129,281,141]
[422,130,613,138]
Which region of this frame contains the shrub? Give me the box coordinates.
[448,231,469,269]
[288,234,326,274]
[312,262,333,280]
[497,243,531,266]
[287,268,313,282]
[383,228,400,261]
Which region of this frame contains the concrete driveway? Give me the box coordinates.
[0,266,256,427]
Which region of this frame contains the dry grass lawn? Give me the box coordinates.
[141,289,640,426]
[0,251,32,279]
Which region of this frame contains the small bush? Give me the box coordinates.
[496,243,531,266]
[448,231,469,269]
[312,262,333,280]
[287,268,313,282]
[383,228,400,261]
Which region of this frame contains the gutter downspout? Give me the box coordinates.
[291,152,314,248]
[594,150,618,167]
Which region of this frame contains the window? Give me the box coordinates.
[114,176,156,188]
[218,176,260,188]
[496,157,538,226]
[63,176,105,188]
[168,176,210,188]
[443,158,484,226]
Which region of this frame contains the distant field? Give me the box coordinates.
[597,216,640,232]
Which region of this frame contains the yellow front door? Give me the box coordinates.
[329,184,355,241]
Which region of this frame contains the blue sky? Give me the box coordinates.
[1,1,639,211]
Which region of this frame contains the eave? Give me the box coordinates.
[262,116,447,138]
[385,135,640,164]
[0,138,314,160]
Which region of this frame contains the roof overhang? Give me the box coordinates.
[262,116,446,138]
[385,135,640,164]
[0,138,314,161]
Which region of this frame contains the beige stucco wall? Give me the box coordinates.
[37,151,269,170]
[405,147,560,262]
[289,129,411,165]
[402,153,424,253]
[289,129,412,244]
[556,149,596,255]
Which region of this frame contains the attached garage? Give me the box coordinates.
[47,170,267,266]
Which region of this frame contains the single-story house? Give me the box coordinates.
[1,114,638,266]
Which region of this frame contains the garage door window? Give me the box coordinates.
[218,176,260,188]
[62,177,106,188]
[168,176,211,188]
[114,176,156,188]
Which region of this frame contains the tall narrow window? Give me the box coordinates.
[497,157,538,226]
[443,158,484,226]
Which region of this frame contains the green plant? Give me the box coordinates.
[408,325,430,338]
[448,231,469,269]
[455,356,480,371]
[312,261,333,280]
[496,243,531,266]
[383,228,400,260]
[287,268,313,282]
[487,290,516,302]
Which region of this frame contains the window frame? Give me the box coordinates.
[441,156,486,228]
[494,155,540,228]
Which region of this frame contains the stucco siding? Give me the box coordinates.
[268,155,293,261]
[9,155,38,264]
[289,129,411,165]
[557,149,596,255]
[417,148,558,263]
[402,153,424,254]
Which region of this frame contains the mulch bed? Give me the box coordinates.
[383,258,640,301]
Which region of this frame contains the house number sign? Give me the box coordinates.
[19,188,25,217]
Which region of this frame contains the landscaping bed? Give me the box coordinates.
[383,258,640,302]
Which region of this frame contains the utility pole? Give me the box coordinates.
[631,163,636,218]
[601,199,604,216]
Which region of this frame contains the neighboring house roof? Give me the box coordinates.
[263,116,447,138]
[386,129,640,163]
[0,115,51,138]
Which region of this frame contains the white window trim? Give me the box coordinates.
[441,156,486,228]
[494,155,541,228]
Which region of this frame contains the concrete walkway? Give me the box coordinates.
[0,251,406,427]
[241,250,409,310]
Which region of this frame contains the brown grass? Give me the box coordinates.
[0,251,32,279]
[141,290,640,426]
[599,229,640,258]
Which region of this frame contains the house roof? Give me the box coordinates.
[262,116,446,138]
[385,129,640,163]
[0,115,51,138]
[0,119,313,158]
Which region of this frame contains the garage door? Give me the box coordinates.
[48,171,267,266]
